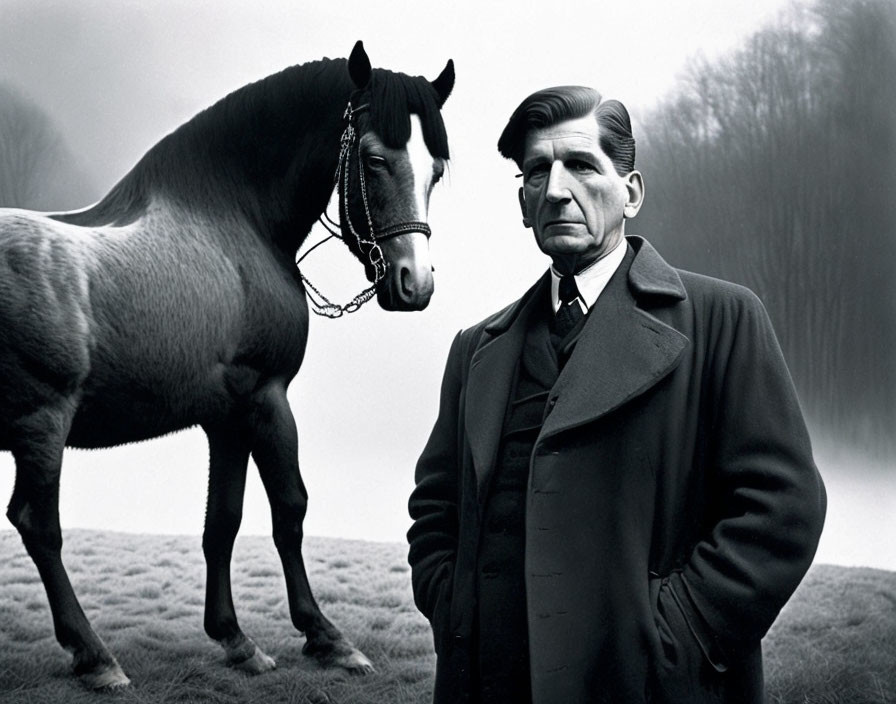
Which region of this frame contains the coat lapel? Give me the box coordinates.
[540,238,690,441]
[465,273,551,495]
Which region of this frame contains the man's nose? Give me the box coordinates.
[545,162,572,202]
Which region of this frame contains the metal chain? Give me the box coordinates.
[299,270,377,318]
[338,116,387,282]
[297,101,385,318]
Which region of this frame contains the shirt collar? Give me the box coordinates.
[550,237,627,313]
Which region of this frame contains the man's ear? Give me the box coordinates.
[518,187,531,227]
[623,170,645,219]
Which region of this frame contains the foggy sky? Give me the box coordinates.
[0,0,892,570]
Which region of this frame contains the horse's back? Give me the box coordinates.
[0,203,311,450]
[0,206,215,446]
[0,210,93,430]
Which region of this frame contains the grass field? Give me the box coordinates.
[0,530,892,703]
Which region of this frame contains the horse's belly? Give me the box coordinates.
[67,350,244,447]
[67,407,194,449]
[67,384,192,448]
[66,349,273,448]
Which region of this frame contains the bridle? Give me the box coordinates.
[298,99,432,318]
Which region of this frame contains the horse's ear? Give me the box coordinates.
[348,40,372,89]
[430,59,455,107]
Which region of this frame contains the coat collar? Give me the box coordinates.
[483,236,686,336]
[540,239,688,441]
[626,235,688,300]
[465,236,689,496]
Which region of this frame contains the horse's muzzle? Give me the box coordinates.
[376,262,434,311]
[375,232,434,311]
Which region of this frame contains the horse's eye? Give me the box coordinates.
[365,154,388,170]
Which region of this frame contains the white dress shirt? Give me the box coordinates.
[550,237,627,314]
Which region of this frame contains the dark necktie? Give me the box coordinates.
[554,274,584,339]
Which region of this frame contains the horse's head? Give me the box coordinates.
[336,41,454,312]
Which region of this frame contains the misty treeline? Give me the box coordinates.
[636,0,896,455]
[0,82,94,211]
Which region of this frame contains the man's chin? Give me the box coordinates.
[539,231,623,267]
[540,237,597,261]
[540,239,613,273]
[539,232,594,253]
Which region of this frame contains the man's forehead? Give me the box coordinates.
[523,115,604,160]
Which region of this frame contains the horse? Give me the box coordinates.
[0,40,454,689]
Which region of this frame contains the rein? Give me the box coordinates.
[298,100,432,318]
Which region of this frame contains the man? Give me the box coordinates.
[407,86,826,704]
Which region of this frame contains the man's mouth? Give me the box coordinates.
[544,219,584,227]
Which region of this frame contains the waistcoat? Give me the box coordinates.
[475,297,587,703]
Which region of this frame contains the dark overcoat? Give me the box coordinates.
[408,237,826,704]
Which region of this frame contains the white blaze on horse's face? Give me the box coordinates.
[406,114,437,222]
[361,114,442,311]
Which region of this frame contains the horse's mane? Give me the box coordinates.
[366,68,450,159]
[54,57,449,228]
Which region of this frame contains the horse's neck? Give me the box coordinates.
[243,114,347,259]
[183,65,353,257]
[56,60,353,260]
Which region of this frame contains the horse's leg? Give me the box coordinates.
[249,385,373,673]
[6,411,129,689]
[201,423,276,674]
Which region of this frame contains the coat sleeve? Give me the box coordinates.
[676,289,827,665]
[407,330,465,625]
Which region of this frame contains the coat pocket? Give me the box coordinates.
[430,577,453,657]
[650,575,726,704]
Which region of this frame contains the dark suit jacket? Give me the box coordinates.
[408,237,826,704]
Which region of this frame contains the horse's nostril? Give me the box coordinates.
[399,266,414,299]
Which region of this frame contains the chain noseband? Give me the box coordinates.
[298,100,432,318]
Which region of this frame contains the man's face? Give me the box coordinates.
[520,115,642,273]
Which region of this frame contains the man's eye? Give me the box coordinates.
[570,160,596,173]
[524,164,549,182]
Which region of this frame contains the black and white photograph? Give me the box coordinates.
[0,1,893,702]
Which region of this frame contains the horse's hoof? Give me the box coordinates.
[332,648,375,674]
[303,634,374,673]
[231,647,277,675]
[78,662,131,690]
[223,635,277,675]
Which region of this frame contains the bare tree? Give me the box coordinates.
[0,82,94,210]
[636,0,896,452]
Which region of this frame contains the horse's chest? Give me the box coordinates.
[85,230,304,389]
[241,281,309,373]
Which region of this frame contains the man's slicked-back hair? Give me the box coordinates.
[497,85,636,176]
